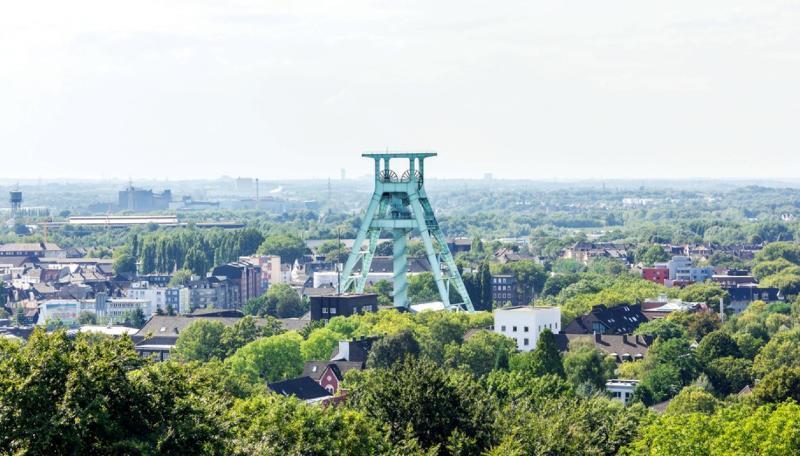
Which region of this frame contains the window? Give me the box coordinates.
[322,307,329,314]
[501,325,506,331]
[512,326,517,332]
[524,326,529,332]
[523,338,529,346]
[330,307,337,314]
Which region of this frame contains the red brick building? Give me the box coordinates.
[641,267,669,285]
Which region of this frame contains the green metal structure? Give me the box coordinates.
[338,152,474,312]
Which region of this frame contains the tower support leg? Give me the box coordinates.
[393,229,408,307]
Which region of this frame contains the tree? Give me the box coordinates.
[229,394,390,455]
[541,273,581,297]
[639,244,670,266]
[348,357,497,454]
[753,365,800,404]
[301,327,344,361]
[684,312,722,341]
[183,246,208,275]
[640,363,683,403]
[408,273,440,304]
[226,332,304,383]
[704,356,752,396]
[121,308,146,328]
[367,330,421,369]
[445,330,516,378]
[695,330,740,365]
[511,329,564,378]
[77,310,97,325]
[112,249,136,275]
[257,233,306,264]
[649,337,700,385]
[172,320,227,362]
[489,396,648,456]
[563,346,615,390]
[244,284,305,318]
[752,329,800,378]
[634,319,686,341]
[169,268,194,287]
[491,260,547,301]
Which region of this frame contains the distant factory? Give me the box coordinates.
[118,183,172,212]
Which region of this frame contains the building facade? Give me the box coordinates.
[493,306,561,351]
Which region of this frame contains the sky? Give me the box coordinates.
[2,1,799,181]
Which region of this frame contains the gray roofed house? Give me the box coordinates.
[554,333,653,363]
[268,376,332,403]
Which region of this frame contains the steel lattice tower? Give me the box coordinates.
[338,152,474,312]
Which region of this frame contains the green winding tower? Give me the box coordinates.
[338,152,474,312]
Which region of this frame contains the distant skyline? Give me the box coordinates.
[2,1,800,180]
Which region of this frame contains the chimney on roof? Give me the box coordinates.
[622,334,628,344]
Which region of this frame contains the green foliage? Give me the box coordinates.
[752,328,800,378]
[226,332,304,384]
[136,227,264,275]
[0,330,229,454]
[244,283,305,318]
[367,330,421,369]
[704,357,752,396]
[752,365,800,404]
[678,282,729,311]
[490,396,649,456]
[228,394,390,455]
[408,272,440,304]
[257,233,306,264]
[301,327,345,361]
[541,273,580,297]
[637,244,670,266]
[169,268,194,287]
[490,259,547,300]
[349,357,497,455]
[173,320,227,362]
[624,402,800,455]
[444,330,516,378]
[78,310,97,325]
[121,308,147,328]
[113,248,137,275]
[563,346,616,390]
[695,331,740,365]
[634,318,686,341]
[509,329,564,378]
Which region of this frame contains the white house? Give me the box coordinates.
[493,305,561,351]
[125,283,168,313]
[606,379,639,405]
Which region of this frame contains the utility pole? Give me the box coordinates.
[336,228,341,296]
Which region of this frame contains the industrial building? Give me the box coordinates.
[118,183,172,212]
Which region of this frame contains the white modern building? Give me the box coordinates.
[606,379,639,405]
[493,305,561,351]
[125,283,168,313]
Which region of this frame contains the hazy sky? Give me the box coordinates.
[2,1,799,180]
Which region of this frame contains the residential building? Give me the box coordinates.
[313,256,430,289]
[491,274,532,306]
[267,376,332,404]
[727,285,782,313]
[125,282,169,313]
[211,262,262,308]
[562,242,631,265]
[664,256,713,286]
[302,360,363,395]
[184,277,235,311]
[0,242,65,258]
[606,379,639,405]
[563,304,647,335]
[553,333,653,363]
[330,336,381,363]
[712,274,757,288]
[309,294,378,321]
[641,267,669,285]
[493,305,561,351]
[446,238,473,254]
[100,298,152,323]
